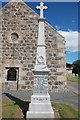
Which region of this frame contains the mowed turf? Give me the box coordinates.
[2,99,80,119]
[2,100,21,119]
[67,77,80,82]
[52,103,80,119]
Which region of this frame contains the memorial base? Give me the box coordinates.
[26,94,54,119]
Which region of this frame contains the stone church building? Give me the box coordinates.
[0,0,67,91]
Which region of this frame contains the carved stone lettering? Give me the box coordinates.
[34,75,48,94]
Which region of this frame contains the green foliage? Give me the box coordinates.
[66,63,72,68]
[52,103,80,119]
[72,60,80,77]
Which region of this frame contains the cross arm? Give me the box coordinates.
[36,6,40,10]
[44,6,48,10]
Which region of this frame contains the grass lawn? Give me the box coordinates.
[2,100,20,119]
[2,100,80,119]
[67,77,80,82]
[52,103,80,119]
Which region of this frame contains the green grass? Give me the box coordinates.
[2,100,20,118]
[2,100,80,119]
[67,77,80,82]
[52,102,80,119]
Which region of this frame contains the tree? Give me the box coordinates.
[72,60,80,78]
[66,63,72,68]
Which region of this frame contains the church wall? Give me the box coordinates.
[1,1,66,91]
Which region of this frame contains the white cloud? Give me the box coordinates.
[58,30,79,52]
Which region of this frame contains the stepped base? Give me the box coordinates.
[26,118,54,120]
[27,112,54,118]
[26,94,54,119]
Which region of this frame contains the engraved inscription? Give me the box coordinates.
[34,75,48,94]
[33,97,48,102]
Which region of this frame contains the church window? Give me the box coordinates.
[7,67,17,81]
[11,33,19,41]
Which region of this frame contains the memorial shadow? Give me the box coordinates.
[2,93,30,120]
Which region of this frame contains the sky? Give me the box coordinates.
[1,1,79,64]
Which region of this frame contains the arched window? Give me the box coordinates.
[7,67,17,81]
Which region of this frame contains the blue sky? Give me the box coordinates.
[1,2,79,64]
[26,2,78,31]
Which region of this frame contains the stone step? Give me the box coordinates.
[29,103,53,112]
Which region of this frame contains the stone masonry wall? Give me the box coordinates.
[0,1,66,91]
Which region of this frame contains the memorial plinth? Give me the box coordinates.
[27,2,54,119]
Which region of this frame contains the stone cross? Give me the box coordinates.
[36,2,48,18]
